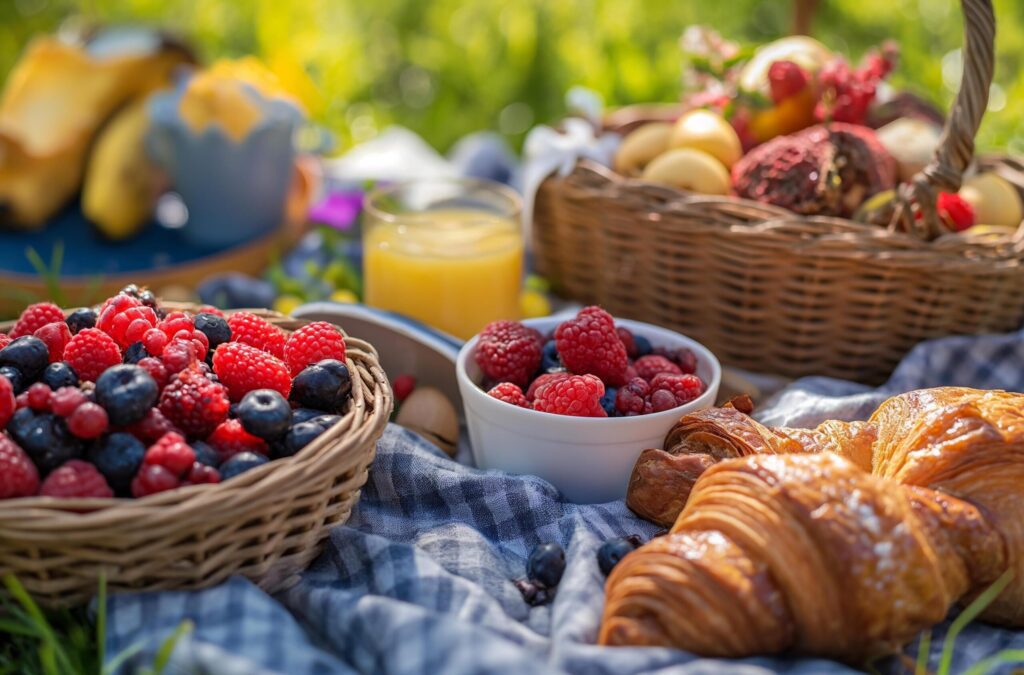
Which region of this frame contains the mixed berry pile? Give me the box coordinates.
[0,286,353,501]
[475,306,705,418]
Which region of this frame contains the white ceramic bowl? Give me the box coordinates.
[456,317,721,503]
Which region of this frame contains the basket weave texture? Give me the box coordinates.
[533,0,1022,384]
[0,306,392,607]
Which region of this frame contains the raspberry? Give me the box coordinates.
[0,334,10,350]
[532,374,606,417]
[67,402,109,439]
[15,393,29,410]
[649,373,704,407]
[227,312,286,359]
[156,313,209,361]
[616,327,638,359]
[651,347,698,375]
[525,372,571,402]
[39,460,113,498]
[158,312,194,340]
[26,383,51,411]
[213,342,292,401]
[51,387,87,417]
[487,382,529,408]
[0,436,39,498]
[161,339,198,375]
[615,377,651,416]
[197,305,224,317]
[144,432,196,476]
[158,368,230,438]
[64,329,122,382]
[554,307,629,387]
[10,302,65,339]
[646,389,679,414]
[392,374,416,402]
[0,375,15,428]
[634,355,682,381]
[137,357,169,390]
[474,320,543,387]
[624,365,639,382]
[207,419,268,460]
[186,462,221,485]
[142,328,169,356]
[98,300,159,350]
[33,322,71,363]
[284,322,347,376]
[126,407,181,444]
[131,464,180,497]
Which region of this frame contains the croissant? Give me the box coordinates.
[605,387,1024,659]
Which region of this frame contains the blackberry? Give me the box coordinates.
[237,389,292,441]
[289,359,352,413]
[123,342,150,364]
[41,362,78,390]
[527,542,566,589]
[95,365,159,426]
[271,421,324,459]
[193,313,231,350]
[87,432,145,496]
[597,535,643,576]
[0,365,25,394]
[65,308,97,335]
[119,284,141,298]
[219,451,269,480]
[8,410,83,474]
[138,290,158,310]
[0,336,50,381]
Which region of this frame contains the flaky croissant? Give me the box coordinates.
[606,387,1024,659]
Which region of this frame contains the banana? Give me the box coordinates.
[82,95,160,240]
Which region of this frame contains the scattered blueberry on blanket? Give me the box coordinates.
[527,542,566,588]
[597,535,643,576]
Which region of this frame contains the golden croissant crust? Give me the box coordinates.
[608,387,1024,658]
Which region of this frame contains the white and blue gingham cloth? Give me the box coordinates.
[106,329,1024,674]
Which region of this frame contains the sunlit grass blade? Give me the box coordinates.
[961,649,1024,675]
[96,572,106,670]
[151,620,193,675]
[101,640,145,675]
[916,630,931,675]
[938,570,1014,675]
[2,575,74,675]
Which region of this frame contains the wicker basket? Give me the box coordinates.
[533,0,1022,385]
[0,305,392,607]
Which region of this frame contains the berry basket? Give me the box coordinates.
[532,0,1024,385]
[0,304,391,607]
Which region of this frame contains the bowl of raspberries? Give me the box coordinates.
[456,306,720,502]
[0,286,390,605]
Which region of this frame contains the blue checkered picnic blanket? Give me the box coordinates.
[105,328,1024,674]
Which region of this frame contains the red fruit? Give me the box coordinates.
[651,347,698,375]
[144,432,196,476]
[392,374,416,402]
[207,419,268,460]
[67,402,109,439]
[645,389,679,414]
[131,464,180,498]
[16,393,30,409]
[158,368,230,438]
[51,387,87,417]
[137,357,170,390]
[633,355,682,382]
[64,328,122,382]
[161,339,198,375]
[532,374,606,417]
[26,383,51,412]
[767,60,809,104]
[525,372,571,402]
[554,307,629,387]
[284,321,347,376]
[0,334,10,350]
[143,328,169,356]
[158,312,194,340]
[197,305,224,317]
[227,312,287,359]
[474,320,543,388]
[615,377,651,416]
[0,375,15,428]
[33,322,71,363]
[616,327,638,359]
[40,460,113,498]
[10,302,65,339]
[649,373,704,406]
[212,342,292,401]
[187,462,221,484]
[0,436,39,498]
[487,382,530,408]
[126,407,181,444]
[937,192,975,232]
[99,302,158,350]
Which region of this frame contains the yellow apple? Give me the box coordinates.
[614,122,673,175]
[641,148,731,195]
[669,109,742,168]
[960,172,1023,229]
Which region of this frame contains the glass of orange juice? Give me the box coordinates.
[363,179,523,339]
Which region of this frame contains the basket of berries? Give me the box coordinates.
[0,287,391,606]
[532,0,1022,384]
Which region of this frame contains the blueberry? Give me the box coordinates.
[271,421,324,459]
[597,535,643,576]
[527,542,566,589]
[237,389,292,441]
[0,365,25,394]
[65,308,97,335]
[600,388,618,417]
[87,432,145,496]
[633,335,653,358]
[291,408,324,425]
[197,274,276,310]
[541,341,562,373]
[0,336,50,381]
[311,414,340,430]
[194,313,231,350]
[94,365,158,426]
[289,360,352,413]
[191,441,220,468]
[8,411,83,474]
[219,452,269,480]
[41,362,78,390]
[123,342,150,364]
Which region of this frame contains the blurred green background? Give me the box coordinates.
[2,0,1024,153]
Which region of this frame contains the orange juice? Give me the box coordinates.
[364,208,523,339]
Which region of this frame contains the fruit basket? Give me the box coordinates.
[0,304,391,607]
[532,0,1023,385]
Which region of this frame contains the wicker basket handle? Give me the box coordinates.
[890,0,995,238]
